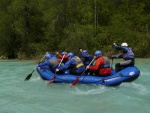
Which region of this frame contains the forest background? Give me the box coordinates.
[0,0,150,59]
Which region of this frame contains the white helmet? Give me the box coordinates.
[121,42,128,47]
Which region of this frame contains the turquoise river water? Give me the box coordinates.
[0,59,149,113]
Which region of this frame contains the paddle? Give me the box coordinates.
[24,54,45,81]
[111,58,114,69]
[111,45,115,69]
[70,58,95,87]
[48,54,65,84]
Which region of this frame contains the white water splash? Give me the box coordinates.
[70,85,116,95]
[121,82,150,95]
[30,76,41,82]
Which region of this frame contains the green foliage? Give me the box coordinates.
[0,0,150,58]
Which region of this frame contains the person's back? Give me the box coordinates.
[96,56,111,76]
[70,56,85,75]
[49,57,59,71]
[38,53,59,72]
[38,53,52,69]
[86,50,112,76]
[112,42,135,72]
[56,52,85,75]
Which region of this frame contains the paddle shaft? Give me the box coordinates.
[71,58,95,87]
[58,54,65,67]
[48,54,65,84]
[39,55,46,63]
[24,54,46,81]
[111,58,113,69]
[111,47,115,69]
[80,58,95,76]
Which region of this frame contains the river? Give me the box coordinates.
[0,58,149,113]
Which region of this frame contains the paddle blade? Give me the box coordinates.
[48,76,55,84]
[70,77,80,87]
[24,73,32,81]
[24,70,34,81]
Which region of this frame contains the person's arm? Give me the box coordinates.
[89,58,103,71]
[113,43,128,52]
[63,55,68,59]
[113,44,123,50]
[112,43,127,58]
[56,52,63,59]
[38,61,50,67]
[78,49,83,58]
[59,59,74,71]
[81,52,86,57]
[113,54,123,58]
[81,52,92,60]
[57,52,68,59]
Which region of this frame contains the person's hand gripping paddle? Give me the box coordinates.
[70,58,95,87]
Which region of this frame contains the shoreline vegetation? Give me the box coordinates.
[0,1,150,58]
[0,54,149,61]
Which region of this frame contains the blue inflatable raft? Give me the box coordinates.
[36,66,140,86]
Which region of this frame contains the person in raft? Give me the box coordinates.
[79,49,93,66]
[55,52,85,75]
[86,50,112,76]
[56,51,68,65]
[112,42,135,72]
[38,53,59,72]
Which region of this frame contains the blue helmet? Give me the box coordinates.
[45,54,52,59]
[94,50,102,56]
[83,50,88,53]
[62,52,65,55]
[67,52,74,57]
